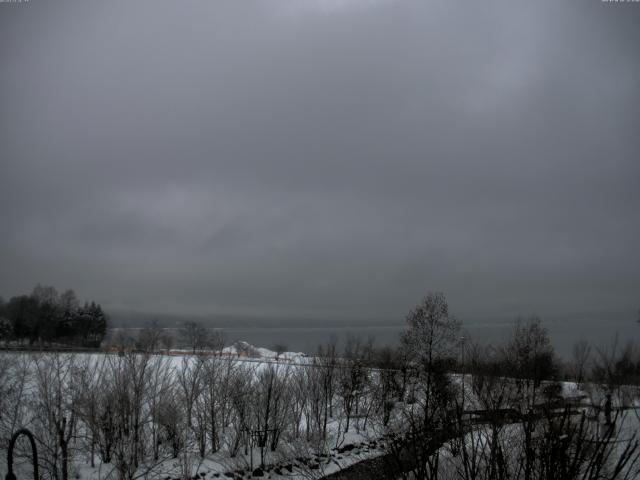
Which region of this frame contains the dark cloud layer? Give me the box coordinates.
[1,0,639,321]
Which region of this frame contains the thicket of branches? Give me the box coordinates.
[0,332,396,480]
[379,293,640,480]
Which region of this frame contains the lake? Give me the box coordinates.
[216,314,639,358]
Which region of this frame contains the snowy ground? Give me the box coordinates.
[67,427,386,480]
[3,345,640,480]
[0,344,387,480]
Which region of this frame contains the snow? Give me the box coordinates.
[3,346,640,480]
[219,341,308,363]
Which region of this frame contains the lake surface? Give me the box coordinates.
[218,315,639,358]
[110,311,639,359]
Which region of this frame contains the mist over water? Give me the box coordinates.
[220,317,637,358]
[110,310,638,358]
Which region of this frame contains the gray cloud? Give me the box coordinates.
[1,0,639,321]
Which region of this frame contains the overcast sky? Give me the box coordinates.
[1,0,638,322]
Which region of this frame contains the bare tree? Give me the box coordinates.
[176,356,206,456]
[32,353,81,480]
[503,318,557,406]
[591,338,640,424]
[200,349,237,454]
[146,354,175,461]
[155,385,183,459]
[159,331,175,353]
[228,365,254,457]
[371,346,403,427]
[136,320,164,352]
[385,292,462,480]
[251,363,292,456]
[337,336,372,434]
[402,292,462,367]
[317,338,339,420]
[75,355,109,468]
[180,321,210,354]
[570,340,592,385]
[102,351,168,480]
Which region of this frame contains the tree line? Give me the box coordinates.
[0,285,108,347]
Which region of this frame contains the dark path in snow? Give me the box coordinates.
[320,453,399,480]
[319,406,579,480]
